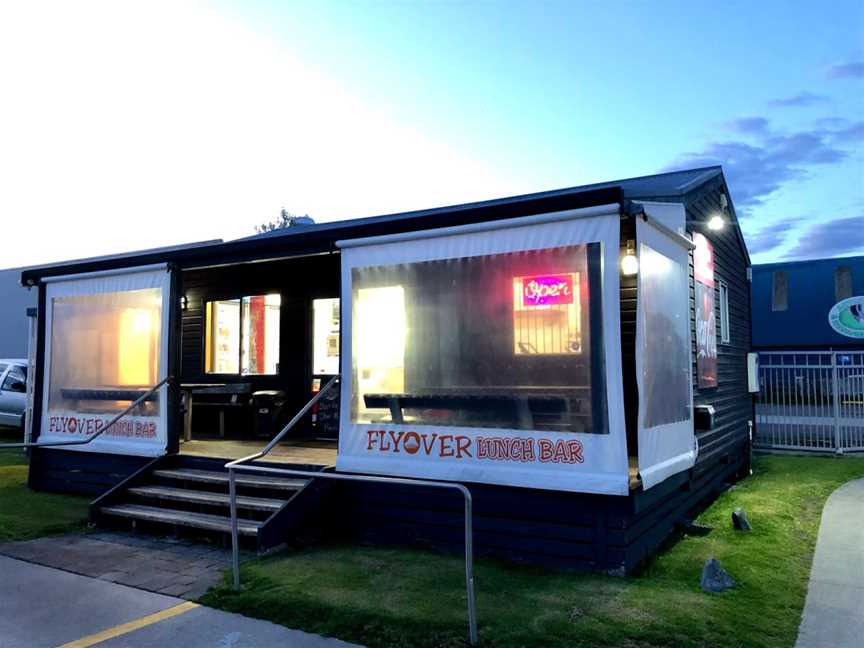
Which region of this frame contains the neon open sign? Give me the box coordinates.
[521,274,574,306]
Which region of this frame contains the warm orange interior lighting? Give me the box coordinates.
[118,308,156,385]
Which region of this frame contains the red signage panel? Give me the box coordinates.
[693,233,715,288]
[693,233,718,388]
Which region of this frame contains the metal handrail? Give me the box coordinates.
[226,464,478,646]
[223,374,478,645]
[0,375,173,449]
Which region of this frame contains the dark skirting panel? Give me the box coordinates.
[29,448,153,496]
[329,438,747,574]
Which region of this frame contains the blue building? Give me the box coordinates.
[0,267,36,358]
[752,255,864,351]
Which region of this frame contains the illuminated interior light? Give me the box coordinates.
[355,286,406,416]
[118,308,157,385]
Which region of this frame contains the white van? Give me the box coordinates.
[0,360,27,429]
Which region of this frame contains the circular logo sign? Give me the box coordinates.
[828,296,864,339]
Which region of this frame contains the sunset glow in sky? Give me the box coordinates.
[1,0,862,269]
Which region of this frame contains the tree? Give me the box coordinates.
[255,208,313,233]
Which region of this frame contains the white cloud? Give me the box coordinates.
[0,0,517,268]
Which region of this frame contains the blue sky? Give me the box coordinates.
[1,1,862,267]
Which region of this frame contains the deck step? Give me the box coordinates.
[99,504,261,536]
[152,468,307,491]
[127,486,288,512]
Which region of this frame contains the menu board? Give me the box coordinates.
[315,383,340,439]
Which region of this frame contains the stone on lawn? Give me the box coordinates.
[700,558,736,593]
[685,521,713,536]
[732,507,752,531]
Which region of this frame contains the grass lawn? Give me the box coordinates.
[0,428,91,542]
[202,454,864,648]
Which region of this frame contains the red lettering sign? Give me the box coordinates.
[47,414,157,439]
[366,431,585,465]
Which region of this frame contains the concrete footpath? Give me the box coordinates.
[795,478,864,648]
[0,555,361,648]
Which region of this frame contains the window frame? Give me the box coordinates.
[347,242,606,434]
[772,271,788,312]
[311,297,341,377]
[202,293,282,377]
[719,280,730,345]
[835,266,853,302]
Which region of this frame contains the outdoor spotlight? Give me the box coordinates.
[707,214,725,231]
[180,295,188,311]
[621,242,639,276]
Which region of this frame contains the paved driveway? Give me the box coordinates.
[0,556,361,648]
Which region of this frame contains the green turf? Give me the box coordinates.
[201,454,864,648]
[0,430,91,542]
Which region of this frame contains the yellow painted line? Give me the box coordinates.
[57,601,200,648]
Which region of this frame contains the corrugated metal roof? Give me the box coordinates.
[238,166,722,242]
[13,239,223,279]
[21,165,730,282]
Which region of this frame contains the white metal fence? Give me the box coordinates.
[755,351,864,453]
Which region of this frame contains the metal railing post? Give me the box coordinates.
[229,466,241,590]
[225,463,478,644]
[831,353,843,454]
[221,375,479,644]
[462,486,478,646]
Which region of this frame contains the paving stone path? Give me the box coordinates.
[0,531,240,599]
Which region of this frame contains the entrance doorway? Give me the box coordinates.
[177,284,341,466]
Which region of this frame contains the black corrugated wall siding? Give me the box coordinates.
[683,180,754,473]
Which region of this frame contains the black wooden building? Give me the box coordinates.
[21,166,754,574]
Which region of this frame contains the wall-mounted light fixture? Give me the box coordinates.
[685,193,729,232]
[621,240,639,276]
[708,193,729,230]
[707,214,725,231]
[180,295,188,311]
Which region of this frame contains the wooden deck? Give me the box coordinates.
[179,438,338,466]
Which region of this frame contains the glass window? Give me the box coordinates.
[639,243,691,428]
[205,294,280,375]
[313,298,340,375]
[772,271,788,311]
[241,294,281,375]
[512,273,582,354]
[835,266,853,301]
[350,244,605,433]
[719,280,730,344]
[205,299,240,374]
[48,288,163,414]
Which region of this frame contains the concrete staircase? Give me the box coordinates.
[90,456,330,552]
